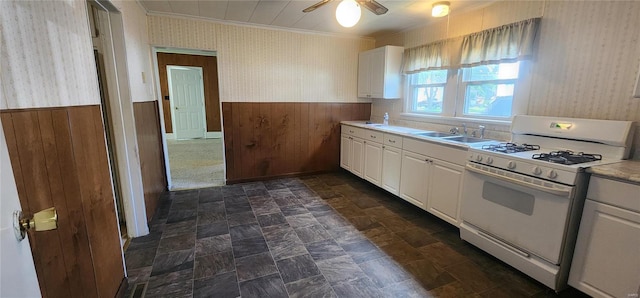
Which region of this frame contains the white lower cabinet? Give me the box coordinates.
[569,177,640,298]
[399,151,430,209]
[340,134,352,171]
[351,137,365,178]
[363,140,383,185]
[426,160,464,225]
[341,124,466,226]
[381,145,402,195]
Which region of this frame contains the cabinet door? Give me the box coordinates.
[363,141,383,186]
[427,160,464,226]
[369,49,385,98]
[357,52,371,98]
[399,151,429,209]
[569,200,640,298]
[340,134,352,171]
[351,137,365,177]
[381,145,402,195]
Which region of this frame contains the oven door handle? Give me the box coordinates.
[466,165,573,197]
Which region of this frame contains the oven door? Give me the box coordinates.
[461,163,575,264]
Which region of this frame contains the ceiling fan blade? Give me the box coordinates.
[358,0,388,15]
[302,0,333,13]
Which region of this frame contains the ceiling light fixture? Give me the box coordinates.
[336,0,361,28]
[431,1,450,17]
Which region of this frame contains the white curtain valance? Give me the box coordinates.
[402,40,451,74]
[460,18,541,66]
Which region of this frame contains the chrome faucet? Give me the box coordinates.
[479,125,485,139]
[462,123,468,136]
[449,127,459,135]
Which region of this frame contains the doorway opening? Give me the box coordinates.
[88,1,127,243]
[153,49,225,190]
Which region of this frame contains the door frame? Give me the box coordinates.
[151,47,227,189]
[91,0,148,239]
[167,65,207,140]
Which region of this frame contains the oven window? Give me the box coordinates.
[482,182,534,215]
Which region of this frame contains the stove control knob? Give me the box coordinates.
[486,157,494,164]
[533,166,542,175]
[547,170,558,179]
[507,161,516,169]
[476,155,483,162]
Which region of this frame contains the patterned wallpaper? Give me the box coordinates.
[528,0,640,121]
[147,15,375,103]
[372,0,640,157]
[1,0,100,109]
[116,0,156,103]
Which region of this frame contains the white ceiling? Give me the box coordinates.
[138,0,494,38]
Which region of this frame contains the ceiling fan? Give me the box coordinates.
[302,0,389,16]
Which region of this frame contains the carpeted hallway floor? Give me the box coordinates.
[167,138,225,190]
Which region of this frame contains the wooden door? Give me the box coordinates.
[157,53,221,134]
[363,140,383,186]
[381,145,402,195]
[0,119,41,297]
[168,66,206,139]
[399,151,429,209]
[0,106,125,297]
[351,137,365,177]
[427,160,464,225]
[340,134,352,170]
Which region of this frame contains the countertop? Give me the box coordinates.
[587,160,640,185]
[341,121,499,149]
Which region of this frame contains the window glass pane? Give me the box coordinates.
[463,83,514,117]
[414,86,444,113]
[464,62,520,81]
[410,70,447,84]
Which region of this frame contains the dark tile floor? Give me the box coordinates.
[124,171,589,298]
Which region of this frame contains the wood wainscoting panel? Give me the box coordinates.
[222,102,371,183]
[1,105,124,297]
[157,52,221,133]
[133,101,167,221]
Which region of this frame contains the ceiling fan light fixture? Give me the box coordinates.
[432,1,450,17]
[336,0,361,28]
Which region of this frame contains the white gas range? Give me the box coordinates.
[460,115,635,291]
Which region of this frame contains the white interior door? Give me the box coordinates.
[0,121,41,297]
[168,66,206,140]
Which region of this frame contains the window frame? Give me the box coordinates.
[402,61,531,122]
[455,61,531,121]
[405,69,449,115]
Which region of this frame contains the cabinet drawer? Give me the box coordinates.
[342,125,366,138]
[384,134,403,148]
[587,177,640,212]
[363,130,383,143]
[403,137,466,166]
[342,125,359,136]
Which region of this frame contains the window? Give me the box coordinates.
[407,69,448,114]
[460,62,520,118]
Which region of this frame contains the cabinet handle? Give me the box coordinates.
[389,139,395,143]
[382,146,385,149]
[370,135,376,139]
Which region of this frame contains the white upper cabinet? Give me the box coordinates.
[357,46,404,99]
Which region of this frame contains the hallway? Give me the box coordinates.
[124,172,586,297]
[166,138,224,190]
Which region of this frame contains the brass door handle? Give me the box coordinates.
[13,207,57,241]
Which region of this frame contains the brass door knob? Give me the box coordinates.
[13,207,57,241]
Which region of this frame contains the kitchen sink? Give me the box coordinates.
[442,136,488,143]
[413,131,454,138]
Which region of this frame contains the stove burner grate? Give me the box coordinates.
[482,143,540,154]
[532,151,602,165]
